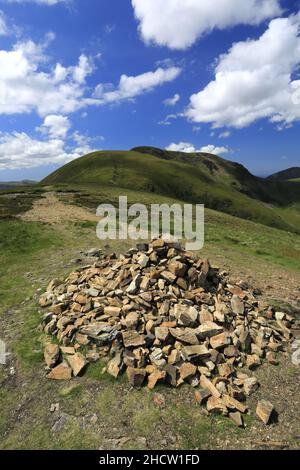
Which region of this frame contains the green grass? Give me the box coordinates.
[0,188,43,219]
[54,185,300,272]
[0,184,299,450]
[0,220,62,308]
[58,384,83,398]
[41,149,300,235]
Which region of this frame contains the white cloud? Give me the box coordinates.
[94,67,181,104]
[0,11,8,35]
[186,14,300,129]
[219,131,231,138]
[37,114,71,139]
[73,54,94,85]
[158,113,177,126]
[132,0,282,49]
[200,144,229,155]
[0,130,96,170]
[0,37,94,116]
[166,142,229,155]
[164,93,180,106]
[166,142,199,153]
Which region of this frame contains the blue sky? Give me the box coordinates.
[0,0,300,181]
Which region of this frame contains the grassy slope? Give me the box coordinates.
[42,149,300,234]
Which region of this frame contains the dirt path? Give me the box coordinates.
[19,192,99,224]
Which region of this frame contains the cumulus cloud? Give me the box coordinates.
[37,114,71,139]
[0,130,96,170]
[0,37,94,116]
[166,142,228,155]
[200,144,229,155]
[132,0,282,49]
[186,14,300,129]
[94,67,181,104]
[164,93,180,106]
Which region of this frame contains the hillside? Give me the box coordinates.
[41,147,300,234]
[0,180,36,191]
[268,167,300,181]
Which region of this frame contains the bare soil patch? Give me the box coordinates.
[19,192,99,224]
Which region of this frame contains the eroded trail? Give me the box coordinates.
[19,192,99,224]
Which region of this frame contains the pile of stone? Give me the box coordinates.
[39,239,298,427]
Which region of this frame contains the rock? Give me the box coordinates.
[104,306,121,317]
[244,377,259,396]
[150,348,166,368]
[87,288,100,297]
[138,254,149,268]
[217,363,234,378]
[47,362,72,380]
[168,349,181,365]
[179,362,197,381]
[200,375,221,398]
[181,344,210,361]
[197,321,223,339]
[174,304,198,326]
[136,243,149,251]
[107,355,122,378]
[275,312,286,321]
[85,248,101,257]
[199,307,214,324]
[126,274,142,294]
[224,345,239,357]
[147,370,166,390]
[231,295,244,315]
[161,271,177,283]
[66,353,87,376]
[127,367,146,387]
[60,346,75,355]
[169,328,199,345]
[229,411,243,427]
[50,403,60,413]
[151,239,165,249]
[222,395,247,413]
[44,343,60,368]
[122,331,145,348]
[246,354,261,370]
[155,326,169,342]
[122,311,139,329]
[239,329,252,352]
[168,261,187,277]
[210,332,231,350]
[207,397,228,415]
[39,238,295,425]
[256,400,274,425]
[164,364,178,387]
[195,388,211,405]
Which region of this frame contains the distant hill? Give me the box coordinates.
[0,180,36,190]
[268,167,300,181]
[41,147,300,234]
